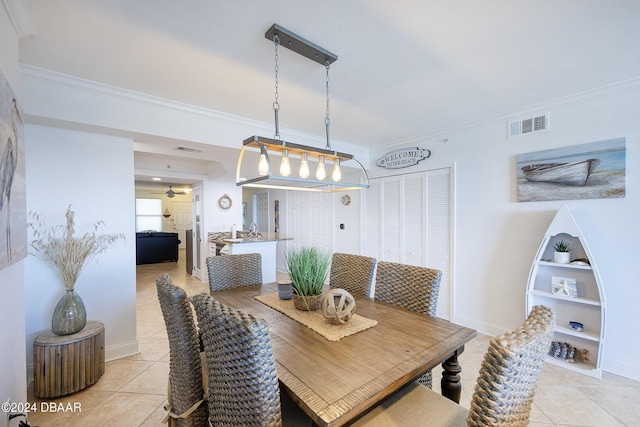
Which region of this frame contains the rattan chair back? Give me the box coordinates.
[374,261,442,387]
[192,292,282,426]
[466,305,555,426]
[374,261,442,316]
[206,253,262,292]
[329,253,377,297]
[155,274,208,427]
[352,305,555,427]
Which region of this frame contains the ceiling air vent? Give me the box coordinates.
[508,113,549,138]
[175,145,205,153]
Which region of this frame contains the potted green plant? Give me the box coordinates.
[553,240,572,264]
[28,205,125,335]
[286,246,331,311]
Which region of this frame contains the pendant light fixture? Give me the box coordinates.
[236,24,369,192]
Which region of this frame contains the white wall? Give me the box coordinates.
[195,176,243,281]
[368,84,640,380]
[24,125,138,368]
[333,190,361,255]
[0,7,27,426]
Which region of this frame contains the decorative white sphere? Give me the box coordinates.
[321,289,356,324]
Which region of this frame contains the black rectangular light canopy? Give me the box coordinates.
[265,23,338,66]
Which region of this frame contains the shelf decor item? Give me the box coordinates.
[551,276,578,298]
[553,240,572,264]
[28,205,124,335]
[548,341,589,363]
[287,245,331,311]
[569,321,584,332]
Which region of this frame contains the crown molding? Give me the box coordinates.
[384,76,640,148]
[2,0,35,37]
[19,64,370,164]
[20,64,258,126]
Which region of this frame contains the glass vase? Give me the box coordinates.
[52,289,87,336]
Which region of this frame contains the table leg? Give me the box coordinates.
[441,346,464,403]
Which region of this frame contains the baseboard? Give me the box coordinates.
[603,356,640,382]
[105,339,140,362]
[453,316,640,383]
[451,314,508,338]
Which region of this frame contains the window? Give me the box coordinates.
[135,198,162,232]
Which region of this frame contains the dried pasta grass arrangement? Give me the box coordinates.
[28,205,125,335]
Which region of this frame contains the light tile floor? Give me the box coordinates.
[26,250,640,426]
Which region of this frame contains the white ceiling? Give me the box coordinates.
[17,1,640,166]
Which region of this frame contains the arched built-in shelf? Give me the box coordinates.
[526,206,606,379]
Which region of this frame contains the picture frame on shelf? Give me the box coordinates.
[552,276,578,298]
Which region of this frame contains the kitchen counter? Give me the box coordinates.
[208,232,293,245]
[207,232,293,283]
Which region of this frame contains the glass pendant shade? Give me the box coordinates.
[280,149,291,176]
[299,153,310,179]
[332,158,342,182]
[316,155,326,180]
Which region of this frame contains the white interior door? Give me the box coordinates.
[192,187,203,280]
[256,192,269,232]
[309,192,331,252]
[287,191,331,252]
[287,192,309,250]
[171,201,192,249]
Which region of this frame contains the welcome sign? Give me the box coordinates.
[376,147,431,169]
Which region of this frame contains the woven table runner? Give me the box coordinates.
[255,293,377,342]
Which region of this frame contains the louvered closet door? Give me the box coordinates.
[403,174,427,266]
[363,167,452,320]
[426,169,452,320]
[382,177,402,263]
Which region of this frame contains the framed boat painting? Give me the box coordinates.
[516,138,626,202]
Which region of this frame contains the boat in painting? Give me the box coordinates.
[521,158,601,186]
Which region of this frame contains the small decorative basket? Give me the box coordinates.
[292,293,323,311]
[321,289,356,324]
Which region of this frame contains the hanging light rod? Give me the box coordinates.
[236,24,369,193]
[265,24,338,66]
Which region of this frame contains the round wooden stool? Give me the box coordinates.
[33,321,105,398]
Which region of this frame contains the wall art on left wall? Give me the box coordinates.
[0,68,27,270]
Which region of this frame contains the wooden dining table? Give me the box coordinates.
[210,283,477,427]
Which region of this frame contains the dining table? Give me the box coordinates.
[210,282,477,427]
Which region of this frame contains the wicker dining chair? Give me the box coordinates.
[329,253,377,297]
[206,253,262,292]
[155,274,208,427]
[353,305,556,427]
[373,261,442,388]
[191,292,311,427]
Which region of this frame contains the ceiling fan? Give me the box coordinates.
[151,185,190,198]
